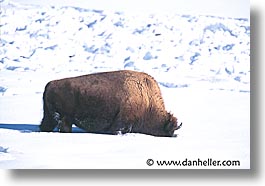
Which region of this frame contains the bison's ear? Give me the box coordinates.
[164,113,178,133]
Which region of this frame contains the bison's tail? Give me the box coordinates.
[39,84,58,132]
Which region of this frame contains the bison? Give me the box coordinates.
[40,70,182,137]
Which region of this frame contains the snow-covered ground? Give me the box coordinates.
[0,0,250,169]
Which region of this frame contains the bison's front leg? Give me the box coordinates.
[109,114,133,135]
[59,116,73,133]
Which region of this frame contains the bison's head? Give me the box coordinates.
[164,113,182,137]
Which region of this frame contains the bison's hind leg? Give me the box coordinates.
[40,112,58,132]
[112,124,133,135]
[58,116,73,133]
[109,116,133,135]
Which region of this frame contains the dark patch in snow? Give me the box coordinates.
[124,61,134,68]
[126,47,134,53]
[190,52,200,64]
[239,71,247,75]
[100,15,107,21]
[222,44,235,51]
[0,86,7,93]
[234,76,241,82]
[13,59,20,62]
[133,28,146,34]
[204,23,237,37]
[0,146,8,153]
[124,56,130,62]
[101,43,111,53]
[35,18,45,23]
[115,11,124,15]
[83,44,99,53]
[159,82,189,88]
[44,45,58,50]
[175,56,184,61]
[6,66,20,71]
[86,20,97,28]
[98,31,105,36]
[189,40,200,46]
[214,45,221,50]
[15,25,27,32]
[143,51,153,60]
[181,15,197,22]
[20,49,37,59]
[181,15,190,18]
[92,9,104,14]
[0,39,7,47]
[0,23,7,28]
[239,90,250,93]
[114,21,124,27]
[235,18,249,22]
[71,6,90,12]
[158,64,170,71]
[239,25,250,36]
[225,67,234,75]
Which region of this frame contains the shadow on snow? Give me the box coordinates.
[0,123,86,133]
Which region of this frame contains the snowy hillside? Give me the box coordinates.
[0,0,250,169]
[0,0,250,92]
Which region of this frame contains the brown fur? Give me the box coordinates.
[40,70,180,137]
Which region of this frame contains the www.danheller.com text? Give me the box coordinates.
[146,158,241,167]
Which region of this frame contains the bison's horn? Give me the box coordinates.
[176,122,182,130]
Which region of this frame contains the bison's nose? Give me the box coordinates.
[176,122,183,130]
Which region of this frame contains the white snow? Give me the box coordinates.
[0,0,249,169]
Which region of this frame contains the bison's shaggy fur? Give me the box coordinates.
[40,70,180,137]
